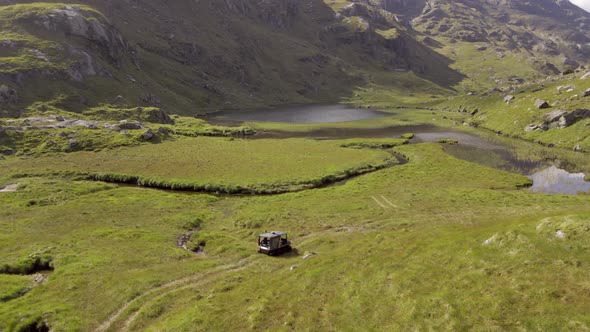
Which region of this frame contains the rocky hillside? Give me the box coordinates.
[327,0,590,89]
[370,0,590,89]
[0,0,462,116]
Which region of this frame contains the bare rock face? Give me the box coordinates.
[27,6,127,61]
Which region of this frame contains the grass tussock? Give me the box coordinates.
[339,138,409,149]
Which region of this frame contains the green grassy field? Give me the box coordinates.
[1,135,590,330]
[1,137,396,194]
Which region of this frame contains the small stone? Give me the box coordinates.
[555,230,565,239]
[302,252,316,260]
[118,120,143,130]
[504,95,515,104]
[583,89,590,97]
[535,99,550,109]
[33,273,47,284]
[68,139,78,149]
[482,234,497,246]
[142,129,155,141]
[290,265,298,271]
[113,95,129,107]
[573,145,582,152]
[557,85,574,92]
[524,124,539,132]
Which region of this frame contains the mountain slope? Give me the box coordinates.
[326,0,590,91]
[393,0,590,89]
[1,0,589,116]
[0,0,462,116]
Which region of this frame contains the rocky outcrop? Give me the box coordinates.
[411,0,590,71]
[23,5,127,62]
[543,109,590,129]
[543,109,567,123]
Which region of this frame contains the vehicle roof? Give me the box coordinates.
[259,231,287,237]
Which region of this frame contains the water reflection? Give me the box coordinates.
[529,166,590,195]
[207,104,390,124]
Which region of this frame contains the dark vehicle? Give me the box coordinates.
[258,231,292,256]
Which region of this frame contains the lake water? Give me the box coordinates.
[207,104,590,195]
[529,167,590,195]
[208,104,390,124]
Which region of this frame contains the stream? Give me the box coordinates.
[207,104,590,195]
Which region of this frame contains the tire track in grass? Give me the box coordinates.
[123,274,230,330]
[380,195,398,208]
[94,259,254,332]
[371,196,389,209]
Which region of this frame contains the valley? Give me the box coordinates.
[1,0,590,331]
